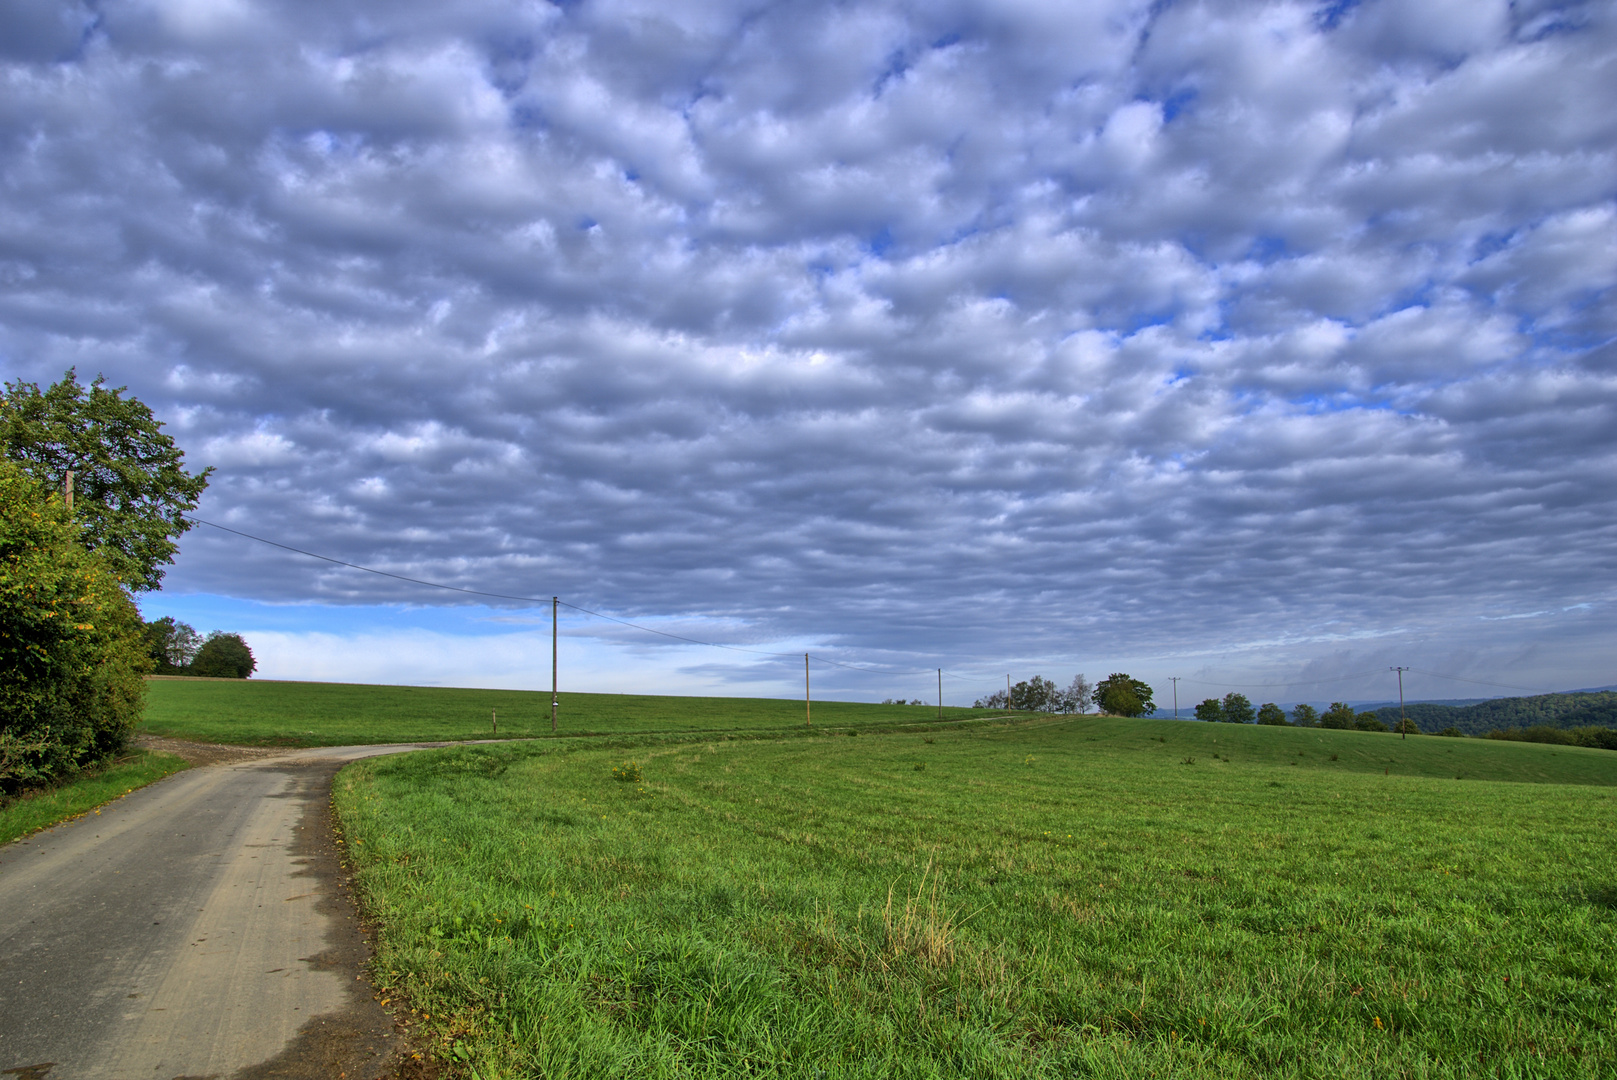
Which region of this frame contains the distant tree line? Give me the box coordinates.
[973,674,1093,713]
[1365,691,1617,736]
[968,673,1159,717]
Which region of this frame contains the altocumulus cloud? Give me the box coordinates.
[2,0,1614,699]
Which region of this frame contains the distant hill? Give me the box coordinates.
[1369,691,1617,735]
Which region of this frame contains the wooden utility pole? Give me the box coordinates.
[551,597,558,733]
[1391,666,1410,739]
[1007,674,1012,710]
[492,709,497,735]
[1170,676,1180,718]
[937,669,942,719]
[805,653,811,726]
[64,470,73,514]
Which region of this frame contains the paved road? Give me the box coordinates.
[0,743,449,1080]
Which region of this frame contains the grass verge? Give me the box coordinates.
[333,716,1617,1078]
[1,749,189,845]
[142,678,995,746]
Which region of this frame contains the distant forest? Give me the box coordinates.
[1368,691,1617,735]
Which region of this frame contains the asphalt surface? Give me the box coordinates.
[0,743,451,1080]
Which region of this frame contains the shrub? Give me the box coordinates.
[0,462,148,791]
[1435,726,1465,737]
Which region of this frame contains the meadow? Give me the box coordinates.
[140,678,992,746]
[333,716,1617,1078]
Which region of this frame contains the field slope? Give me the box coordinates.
[334,716,1617,1078]
[140,678,991,746]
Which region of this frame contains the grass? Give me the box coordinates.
[140,678,993,746]
[0,749,189,845]
[332,715,1617,1078]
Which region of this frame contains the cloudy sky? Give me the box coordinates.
[3,0,1614,706]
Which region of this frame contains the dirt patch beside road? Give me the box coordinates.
[134,733,286,767]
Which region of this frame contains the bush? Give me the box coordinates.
[190,631,256,678]
[1435,726,1465,737]
[0,462,148,791]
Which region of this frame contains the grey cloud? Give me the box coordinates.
[1,0,1614,695]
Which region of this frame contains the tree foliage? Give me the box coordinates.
[973,673,1091,713]
[0,462,149,790]
[1354,711,1390,732]
[1290,703,1320,727]
[142,616,202,673]
[1221,692,1255,724]
[1095,673,1153,717]
[1,370,211,591]
[190,631,257,679]
[1064,674,1093,714]
[1194,698,1223,722]
[1320,702,1357,730]
[1257,702,1288,726]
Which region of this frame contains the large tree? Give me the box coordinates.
[1221,692,1255,724]
[1194,698,1224,722]
[1,370,211,591]
[1290,703,1320,727]
[1095,673,1154,717]
[191,632,256,679]
[1256,702,1289,726]
[1062,674,1093,714]
[1320,702,1357,730]
[0,462,149,789]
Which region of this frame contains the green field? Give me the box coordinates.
[333,716,1617,1078]
[0,750,189,845]
[140,678,993,746]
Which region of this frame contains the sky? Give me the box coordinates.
[2,0,1614,707]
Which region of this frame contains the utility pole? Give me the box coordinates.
[1007,674,1012,711]
[64,470,73,514]
[1169,677,1180,719]
[1391,666,1409,739]
[551,597,558,733]
[937,668,942,719]
[805,654,811,726]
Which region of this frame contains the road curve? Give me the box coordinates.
[0,743,452,1080]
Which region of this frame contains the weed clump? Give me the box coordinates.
[611,760,643,783]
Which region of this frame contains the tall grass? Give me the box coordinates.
[334,717,1617,1078]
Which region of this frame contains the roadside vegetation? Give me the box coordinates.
[141,678,999,746]
[0,748,188,845]
[2,370,209,794]
[334,715,1617,1078]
